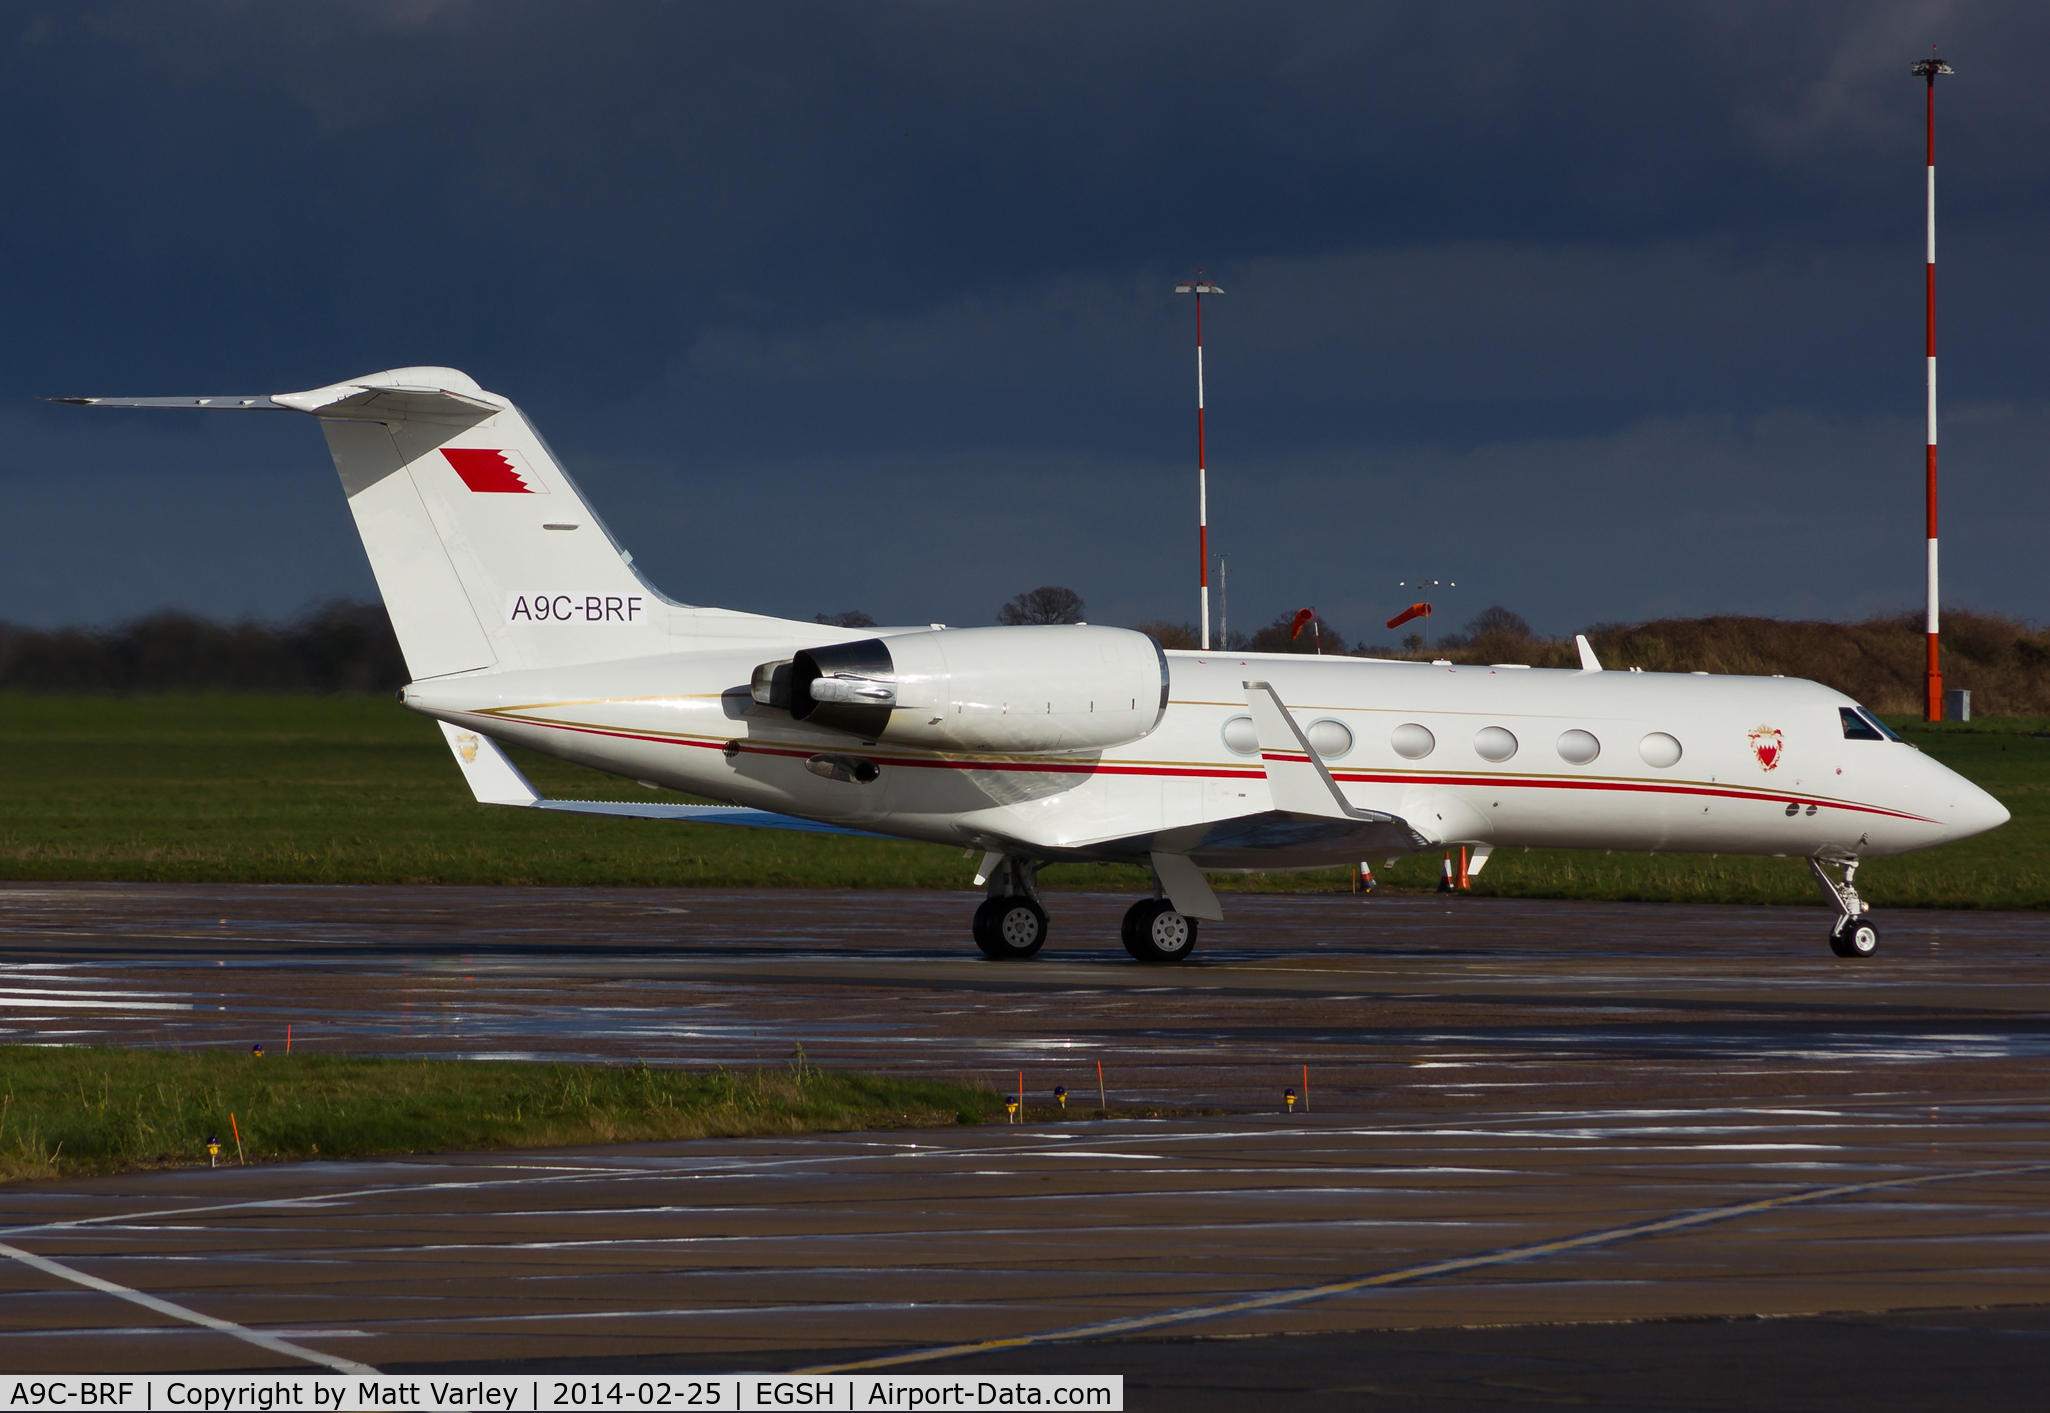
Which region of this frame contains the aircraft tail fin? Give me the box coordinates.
[306,368,668,678]
[61,368,687,680]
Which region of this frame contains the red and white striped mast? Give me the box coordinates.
[1176,273,1223,649]
[1913,50,1954,721]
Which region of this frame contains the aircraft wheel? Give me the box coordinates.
[1122,898,1198,964]
[1829,916,1879,958]
[973,896,1047,959]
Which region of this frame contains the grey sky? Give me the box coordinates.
[4,1,2044,641]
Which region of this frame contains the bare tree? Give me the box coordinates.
[814,610,878,628]
[1465,605,1531,639]
[1133,620,1198,649]
[997,586,1085,625]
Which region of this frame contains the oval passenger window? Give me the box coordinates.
[1556,729,1601,764]
[1221,715,1259,756]
[1639,732,1683,768]
[1306,719,1354,759]
[1474,726,1518,762]
[1390,723,1435,760]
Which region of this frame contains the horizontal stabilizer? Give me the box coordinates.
[436,721,884,838]
[45,395,288,410]
[272,382,500,418]
[48,383,498,418]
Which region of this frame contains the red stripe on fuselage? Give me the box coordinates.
[465,712,1934,824]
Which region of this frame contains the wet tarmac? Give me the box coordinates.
[3,884,2049,1404]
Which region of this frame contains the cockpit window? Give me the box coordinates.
[1840,706,1901,741]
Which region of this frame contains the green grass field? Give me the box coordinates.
[0,1044,1003,1182]
[0,694,2042,907]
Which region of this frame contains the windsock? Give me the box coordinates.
[1386,602,1432,630]
[1288,608,1316,640]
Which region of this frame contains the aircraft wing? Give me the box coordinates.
[435,721,889,838]
[1244,680,1408,824]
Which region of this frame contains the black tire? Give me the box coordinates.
[1829,916,1879,958]
[1122,898,1198,964]
[973,896,1047,959]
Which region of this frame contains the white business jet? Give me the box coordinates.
[60,368,2008,962]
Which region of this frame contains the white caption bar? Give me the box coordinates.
[0,1377,1121,1412]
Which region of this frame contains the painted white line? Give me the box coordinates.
[0,998,191,1010]
[802,1160,2050,1373]
[0,1239,378,1375]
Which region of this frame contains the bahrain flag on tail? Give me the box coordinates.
[442,448,548,494]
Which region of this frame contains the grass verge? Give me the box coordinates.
[0,696,2041,906]
[0,1045,1004,1183]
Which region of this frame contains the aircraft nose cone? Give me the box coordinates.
[1950,781,2010,840]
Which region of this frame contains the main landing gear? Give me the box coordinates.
[973,855,1047,959]
[1808,856,1878,958]
[969,853,1201,963]
[1121,897,1198,964]
[973,895,1048,959]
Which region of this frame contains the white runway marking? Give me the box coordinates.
[0,1238,379,1375]
[802,1160,2050,1373]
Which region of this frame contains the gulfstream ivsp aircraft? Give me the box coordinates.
[62,368,2009,963]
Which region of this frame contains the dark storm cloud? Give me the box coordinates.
[2,0,2045,633]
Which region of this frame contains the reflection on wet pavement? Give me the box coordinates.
[1,883,2047,1381]
[3,884,2046,1112]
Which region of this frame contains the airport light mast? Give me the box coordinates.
[1914,50,1954,721]
[1175,274,1222,649]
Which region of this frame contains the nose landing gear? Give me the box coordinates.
[1809,856,1877,958]
[1830,915,1880,958]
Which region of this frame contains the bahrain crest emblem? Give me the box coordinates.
[1748,726,1784,772]
[456,733,480,764]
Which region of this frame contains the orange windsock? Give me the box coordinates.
[1288,608,1316,640]
[1386,602,1432,630]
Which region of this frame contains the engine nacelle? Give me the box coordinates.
[753,625,1168,755]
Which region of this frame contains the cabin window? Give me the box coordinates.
[1474,726,1519,762]
[1391,723,1435,760]
[1639,732,1683,768]
[1306,719,1354,759]
[1221,715,1259,756]
[1556,729,1601,764]
[1839,707,1886,741]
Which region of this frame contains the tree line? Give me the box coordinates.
[0,601,408,693]
[7,590,2047,716]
